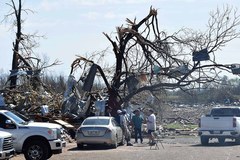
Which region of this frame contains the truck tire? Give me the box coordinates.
[24,140,49,160]
[218,138,225,144]
[235,137,240,144]
[47,152,53,159]
[200,136,209,146]
[77,143,84,149]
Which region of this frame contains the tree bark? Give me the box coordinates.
[10,0,22,89]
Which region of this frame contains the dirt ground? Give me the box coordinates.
[12,136,240,160]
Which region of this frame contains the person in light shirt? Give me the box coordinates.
[146,109,156,144]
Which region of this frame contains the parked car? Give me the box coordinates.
[0,131,15,160]
[199,106,240,145]
[0,110,66,160]
[76,116,124,149]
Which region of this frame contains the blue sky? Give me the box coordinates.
[0,0,240,78]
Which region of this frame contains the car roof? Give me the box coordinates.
[0,110,8,112]
[85,116,113,120]
[212,106,240,109]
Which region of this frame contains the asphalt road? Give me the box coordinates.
[12,137,240,160]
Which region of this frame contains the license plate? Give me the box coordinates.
[213,131,221,134]
[5,150,14,157]
[88,130,99,136]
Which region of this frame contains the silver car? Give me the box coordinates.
[76,116,124,149]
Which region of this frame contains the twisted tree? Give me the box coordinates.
[103,6,240,113]
[1,0,61,115]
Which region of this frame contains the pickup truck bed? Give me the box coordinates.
[198,107,240,145]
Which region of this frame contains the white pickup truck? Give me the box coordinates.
[0,131,15,159]
[0,110,66,160]
[198,106,240,145]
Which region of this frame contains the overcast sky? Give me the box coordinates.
[1,0,240,78]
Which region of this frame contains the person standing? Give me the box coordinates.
[146,109,156,144]
[117,110,132,146]
[131,109,144,143]
[105,107,112,116]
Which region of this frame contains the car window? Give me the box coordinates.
[4,111,26,124]
[0,114,8,128]
[211,108,240,117]
[83,119,110,125]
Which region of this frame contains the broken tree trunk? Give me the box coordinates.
[10,0,22,89]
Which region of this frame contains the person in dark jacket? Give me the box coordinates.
[131,109,144,143]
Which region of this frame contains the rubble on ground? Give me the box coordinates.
[159,104,213,136]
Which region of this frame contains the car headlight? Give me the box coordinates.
[77,128,82,134]
[57,128,62,139]
[48,129,58,139]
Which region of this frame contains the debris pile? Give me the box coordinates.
[160,104,213,136]
[162,104,212,125]
[61,56,112,121]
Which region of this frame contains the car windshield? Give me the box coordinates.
[5,111,26,124]
[83,118,110,125]
[211,108,240,117]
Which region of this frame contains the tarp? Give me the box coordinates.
[0,95,6,107]
[40,105,49,116]
[169,65,190,77]
[63,75,77,100]
[192,48,209,61]
[9,70,41,77]
[94,100,106,116]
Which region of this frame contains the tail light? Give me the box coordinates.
[77,128,83,133]
[233,117,237,128]
[105,128,112,134]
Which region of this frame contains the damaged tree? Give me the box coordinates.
[102,6,240,113]
[4,0,59,89]
[2,0,60,116]
[63,6,240,119]
[5,0,38,89]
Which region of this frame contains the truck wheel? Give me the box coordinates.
[24,140,49,160]
[218,138,225,144]
[47,152,53,159]
[200,136,209,146]
[77,143,84,149]
[235,137,240,144]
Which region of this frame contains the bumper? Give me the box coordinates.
[76,133,114,145]
[198,130,240,138]
[0,149,15,160]
[49,139,66,154]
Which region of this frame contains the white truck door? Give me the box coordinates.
[0,113,25,150]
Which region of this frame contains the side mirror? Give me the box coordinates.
[5,120,13,124]
[5,120,16,129]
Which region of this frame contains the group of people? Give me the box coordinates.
[112,107,156,146]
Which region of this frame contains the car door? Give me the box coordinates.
[0,114,25,151]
